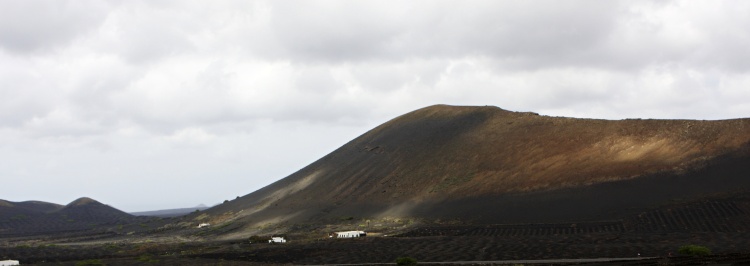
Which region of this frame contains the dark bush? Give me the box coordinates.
[248,235,266,243]
[137,254,159,263]
[74,259,106,266]
[396,256,418,265]
[678,245,711,256]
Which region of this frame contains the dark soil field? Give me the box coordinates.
[3,230,750,265]
[4,196,750,265]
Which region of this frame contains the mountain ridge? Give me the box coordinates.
[131,205,210,217]
[195,105,750,231]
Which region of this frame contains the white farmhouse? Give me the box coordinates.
[268,236,286,243]
[0,260,19,266]
[335,230,366,238]
[197,223,210,228]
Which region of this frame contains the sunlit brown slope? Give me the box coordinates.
[206,105,750,226]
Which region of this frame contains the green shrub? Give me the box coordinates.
[105,243,119,250]
[10,214,27,220]
[678,245,711,256]
[137,254,159,263]
[396,256,418,265]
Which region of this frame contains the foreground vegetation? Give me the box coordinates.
[678,245,712,256]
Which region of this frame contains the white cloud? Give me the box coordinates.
[165,127,216,145]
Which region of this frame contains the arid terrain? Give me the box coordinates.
[3,105,750,265]
[198,105,750,229]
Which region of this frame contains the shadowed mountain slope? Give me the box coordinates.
[57,197,134,221]
[0,200,63,214]
[0,197,138,236]
[204,105,750,227]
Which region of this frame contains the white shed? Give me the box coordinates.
[268,236,286,243]
[335,231,366,238]
[0,260,19,266]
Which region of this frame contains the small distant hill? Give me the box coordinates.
[0,197,141,237]
[10,200,63,213]
[131,205,209,218]
[0,200,45,222]
[57,197,134,221]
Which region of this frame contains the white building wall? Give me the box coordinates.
[336,231,366,238]
[269,237,286,243]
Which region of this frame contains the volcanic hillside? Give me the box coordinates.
[0,200,62,215]
[205,105,750,228]
[0,197,139,237]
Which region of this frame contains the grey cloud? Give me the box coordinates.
[100,5,198,64]
[108,1,280,65]
[593,1,750,72]
[255,1,750,73]
[347,60,446,93]
[0,0,112,54]
[101,60,380,132]
[260,1,619,66]
[263,1,403,61]
[0,61,57,127]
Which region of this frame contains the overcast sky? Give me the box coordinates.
[2,1,750,212]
